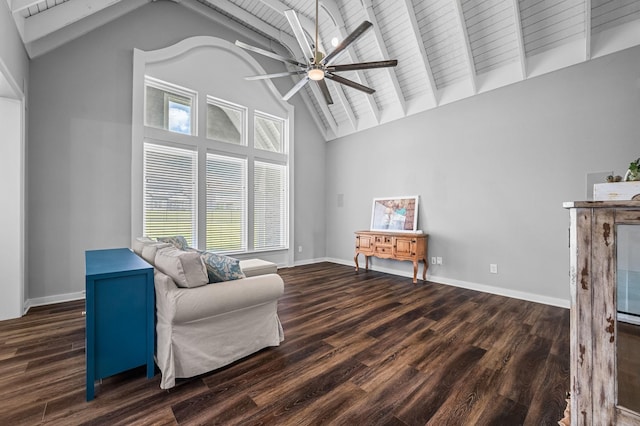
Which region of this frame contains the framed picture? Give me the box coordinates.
[370,195,419,232]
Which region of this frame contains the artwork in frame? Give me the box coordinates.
[370,196,419,232]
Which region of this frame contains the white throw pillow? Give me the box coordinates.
[154,246,209,288]
[141,242,172,264]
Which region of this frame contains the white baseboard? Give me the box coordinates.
[428,274,569,309]
[22,259,570,312]
[24,291,85,314]
[326,257,570,309]
[292,257,330,267]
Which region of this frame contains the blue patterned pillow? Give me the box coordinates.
[156,236,189,250]
[199,251,246,283]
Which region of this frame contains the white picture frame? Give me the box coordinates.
[370,195,419,232]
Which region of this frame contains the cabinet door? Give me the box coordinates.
[356,235,374,254]
[394,237,414,259]
[94,274,148,379]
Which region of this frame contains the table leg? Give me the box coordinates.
[412,261,418,284]
[423,257,428,281]
[365,255,369,270]
[354,253,360,272]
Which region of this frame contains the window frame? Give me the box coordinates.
[254,110,286,154]
[206,95,247,146]
[144,76,197,136]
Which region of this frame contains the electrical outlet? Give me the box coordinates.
[490,264,498,274]
[436,257,442,265]
[431,257,436,265]
[298,246,302,253]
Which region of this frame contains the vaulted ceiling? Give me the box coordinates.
[7,0,640,140]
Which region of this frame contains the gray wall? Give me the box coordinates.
[27,1,326,300]
[25,0,640,305]
[326,46,640,304]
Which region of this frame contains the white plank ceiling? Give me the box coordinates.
[7,0,640,140]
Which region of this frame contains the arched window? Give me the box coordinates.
[132,37,294,263]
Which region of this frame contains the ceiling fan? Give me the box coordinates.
[235,0,398,105]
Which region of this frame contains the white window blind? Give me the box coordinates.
[143,143,197,246]
[254,161,287,250]
[206,153,247,252]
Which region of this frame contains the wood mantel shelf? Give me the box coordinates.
[354,230,428,284]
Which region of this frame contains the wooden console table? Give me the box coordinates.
[354,230,428,284]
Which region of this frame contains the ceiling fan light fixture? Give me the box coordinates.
[236,0,397,105]
[308,67,324,81]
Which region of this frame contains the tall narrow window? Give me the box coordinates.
[207,97,246,145]
[254,161,287,250]
[143,143,197,246]
[206,154,247,252]
[254,112,284,153]
[145,77,196,135]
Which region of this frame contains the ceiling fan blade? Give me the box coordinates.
[283,76,310,101]
[327,60,398,72]
[322,21,373,66]
[235,40,306,68]
[317,79,333,105]
[325,73,375,95]
[245,71,306,81]
[284,10,315,63]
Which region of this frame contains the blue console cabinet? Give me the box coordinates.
[85,248,155,401]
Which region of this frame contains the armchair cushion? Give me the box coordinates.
[155,246,209,288]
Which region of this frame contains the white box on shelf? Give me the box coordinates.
[593,182,640,201]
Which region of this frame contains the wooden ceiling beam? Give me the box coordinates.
[401,0,439,105]
[21,0,123,44]
[452,0,477,93]
[258,0,327,54]
[362,0,407,115]
[511,0,527,79]
[585,0,592,60]
[189,0,294,51]
[10,0,42,14]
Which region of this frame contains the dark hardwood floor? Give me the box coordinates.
[0,262,570,425]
